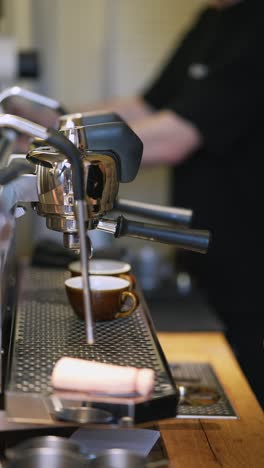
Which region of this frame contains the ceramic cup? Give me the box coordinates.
[68,259,136,289]
[65,275,139,321]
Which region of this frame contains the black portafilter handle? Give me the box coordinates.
[114,198,193,227]
[83,119,143,183]
[114,215,210,254]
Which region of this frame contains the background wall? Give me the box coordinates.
[1,0,205,257]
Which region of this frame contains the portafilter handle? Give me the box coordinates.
[0,114,94,345]
[114,198,193,227]
[97,215,210,254]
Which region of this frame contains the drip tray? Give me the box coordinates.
[5,267,178,425]
[170,362,238,419]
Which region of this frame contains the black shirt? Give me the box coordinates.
[143,0,264,318]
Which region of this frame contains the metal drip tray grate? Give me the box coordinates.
[170,362,237,419]
[6,267,177,424]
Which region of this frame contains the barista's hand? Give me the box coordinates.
[130,109,202,166]
[76,95,202,165]
[75,95,153,122]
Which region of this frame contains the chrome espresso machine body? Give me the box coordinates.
[0,88,210,429]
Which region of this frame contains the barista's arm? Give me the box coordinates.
[7,95,152,136]
[78,98,202,165]
[130,109,202,165]
[76,95,153,122]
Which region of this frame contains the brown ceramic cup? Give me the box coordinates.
[68,259,136,289]
[64,275,139,321]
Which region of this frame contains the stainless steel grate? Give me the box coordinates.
[170,362,237,419]
[6,267,237,422]
[7,267,175,403]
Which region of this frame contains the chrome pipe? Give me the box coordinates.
[75,200,94,345]
[0,86,62,111]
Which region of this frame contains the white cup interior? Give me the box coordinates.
[65,275,130,291]
[68,259,131,275]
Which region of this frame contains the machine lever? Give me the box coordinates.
[0,86,67,115]
[0,86,67,164]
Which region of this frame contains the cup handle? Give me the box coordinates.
[119,273,136,290]
[115,291,139,318]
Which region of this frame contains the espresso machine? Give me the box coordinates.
[0,88,210,431]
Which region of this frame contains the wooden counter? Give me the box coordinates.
[155,332,264,468]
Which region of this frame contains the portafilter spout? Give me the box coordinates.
[0,114,94,344]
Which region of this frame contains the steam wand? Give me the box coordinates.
[0,114,94,344]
